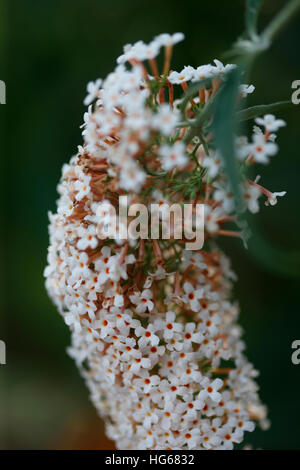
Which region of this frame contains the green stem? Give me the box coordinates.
[198,132,209,155]
[262,0,300,42]
[184,90,219,144]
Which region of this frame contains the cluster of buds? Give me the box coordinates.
[45,33,285,449]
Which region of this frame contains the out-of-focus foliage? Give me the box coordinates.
[1,0,300,449]
[246,0,264,36]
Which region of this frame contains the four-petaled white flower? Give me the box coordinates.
[159,141,188,170]
[152,104,179,136]
[198,377,223,403]
[255,114,286,132]
[168,66,195,84]
[243,184,261,214]
[77,225,98,250]
[130,289,154,314]
[246,133,278,164]
[182,282,204,312]
[74,174,91,201]
[163,311,183,340]
[135,324,160,348]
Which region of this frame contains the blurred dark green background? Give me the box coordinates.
[1,0,300,449]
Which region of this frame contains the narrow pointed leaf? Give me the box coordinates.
[237,100,292,121]
[213,69,242,211]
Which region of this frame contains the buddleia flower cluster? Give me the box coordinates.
[45,33,286,449]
